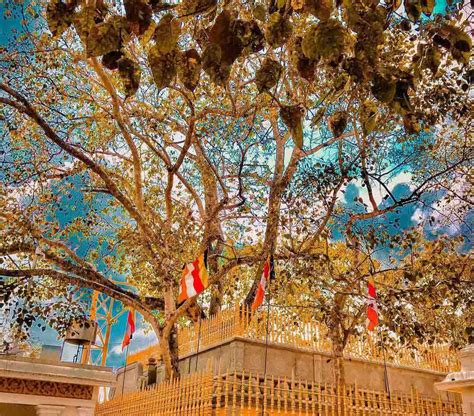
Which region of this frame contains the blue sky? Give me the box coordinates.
[0,0,465,369]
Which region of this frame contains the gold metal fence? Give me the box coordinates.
[96,370,214,415]
[127,305,460,374]
[96,369,464,416]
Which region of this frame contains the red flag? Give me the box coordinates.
[178,251,209,304]
[366,278,379,331]
[122,310,136,350]
[251,257,274,312]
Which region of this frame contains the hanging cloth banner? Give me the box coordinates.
[178,250,209,304]
[251,256,275,312]
[122,309,136,350]
[366,277,379,331]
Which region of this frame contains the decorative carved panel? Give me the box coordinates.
[0,377,93,400]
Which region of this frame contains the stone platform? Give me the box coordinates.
[0,356,115,416]
[120,336,459,400]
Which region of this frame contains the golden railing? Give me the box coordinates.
[127,305,460,374]
[96,368,464,415]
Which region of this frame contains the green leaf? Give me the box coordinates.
[291,36,317,81]
[404,0,422,22]
[265,12,293,49]
[46,0,74,37]
[124,0,152,36]
[403,113,421,134]
[371,74,396,103]
[233,20,265,56]
[72,4,96,43]
[148,47,177,90]
[280,105,305,149]
[102,51,124,70]
[385,0,402,10]
[202,43,231,86]
[182,0,217,16]
[208,11,241,66]
[421,0,435,15]
[311,107,326,126]
[178,49,202,92]
[304,0,333,21]
[154,14,181,54]
[391,79,413,115]
[255,58,282,93]
[359,100,379,135]
[416,44,441,75]
[302,19,350,61]
[86,15,129,58]
[328,110,347,137]
[448,26,472,65]
[253,4,267,21]
[118,57,141,97]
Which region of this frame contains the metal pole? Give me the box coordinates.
[100,299,114,366]
[381,337,391,400]
[194,315,203,372]
[262,275,271,416]
[121,343,130,397]
[82,291,99,364]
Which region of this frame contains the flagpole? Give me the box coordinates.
[381,335,391,399]
[194,315,202,372]
[262,261,272,416]
[121,343,130,397]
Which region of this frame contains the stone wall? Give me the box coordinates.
[146,336,456,399]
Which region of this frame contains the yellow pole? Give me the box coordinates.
[82,290,99,364]
[101,298,114,366]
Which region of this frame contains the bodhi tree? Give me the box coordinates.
[0,0,472,379]
[267,234,472,386]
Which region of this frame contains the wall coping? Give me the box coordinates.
[0,356,116,387]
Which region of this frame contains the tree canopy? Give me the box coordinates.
[0,0,472,379]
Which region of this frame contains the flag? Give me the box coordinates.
[122,309,136,350]
[366,278,379,331]
[251,256,275,312]
[178,251,209,304]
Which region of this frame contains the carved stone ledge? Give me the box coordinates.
[0,376,93,400]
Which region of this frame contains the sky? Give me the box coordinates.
[0,0,467,370]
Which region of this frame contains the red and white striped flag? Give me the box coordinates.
[366,278,379,331]
[178,251,209,304]
[122,309,136,350]
[251,257,274,312]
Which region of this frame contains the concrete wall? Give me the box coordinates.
[0,403,35,416]
[436,344,474,415]
[111,362,144,399]
[0,356,116,416]
[147,337,453,399]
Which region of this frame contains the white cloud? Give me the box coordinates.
[340,171,413,207]
[411,173,470,236]
[109,326,158,357]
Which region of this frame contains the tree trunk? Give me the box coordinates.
[145,311,180,381]
[331,339,345,388]
[160,324,180,379]
[327,317,345,415]
[208,279,223,316]
[244,184,283,307]
[328,296,346,387]
[161,281,180,379]
[208,239,225,316]
[195,145,226,315]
